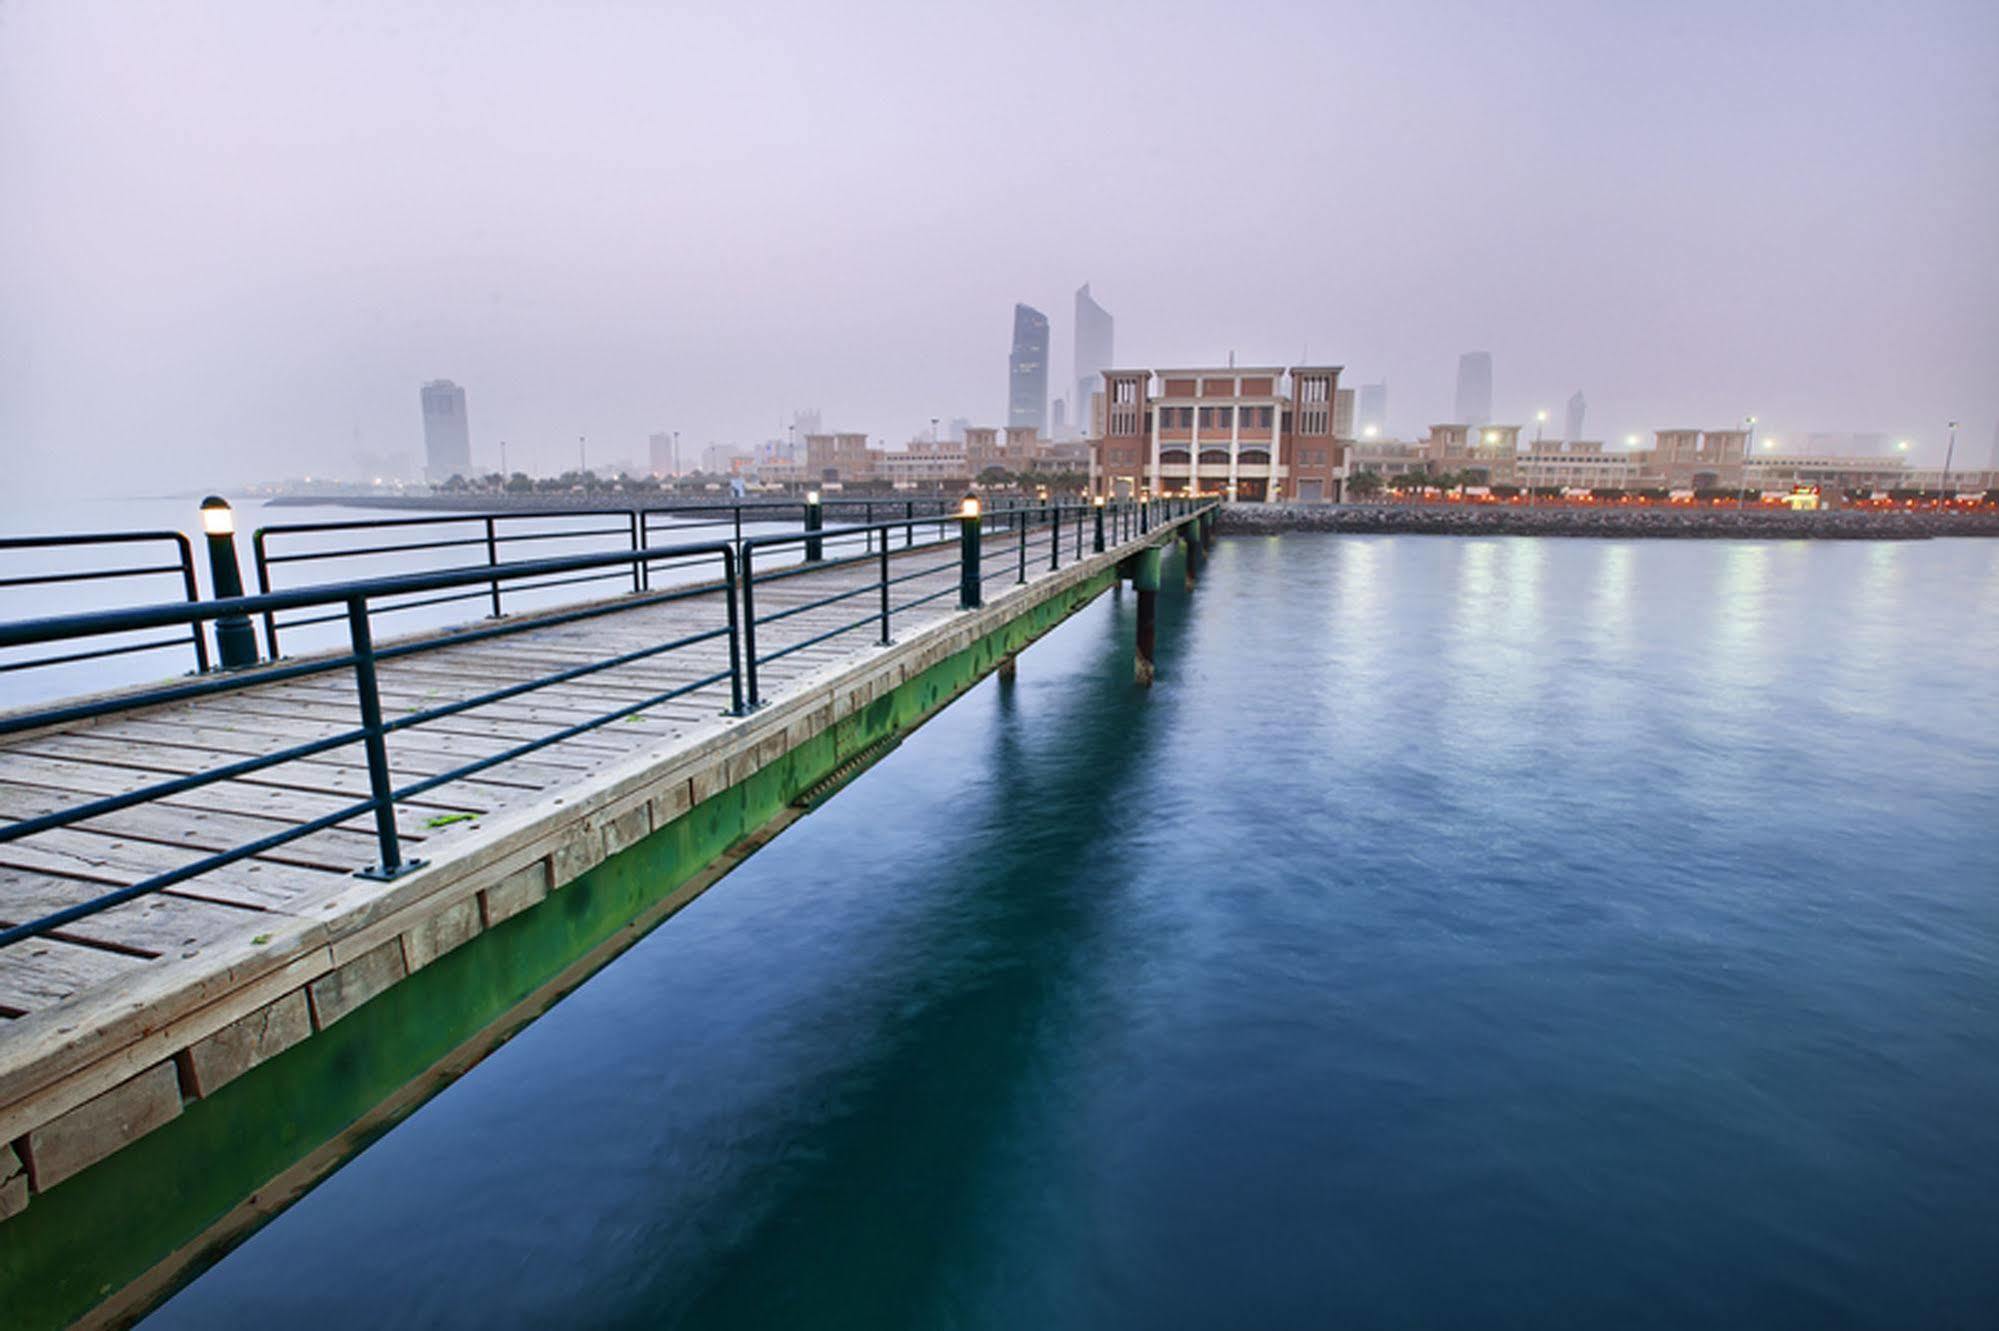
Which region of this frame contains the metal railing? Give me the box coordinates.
[253,500,967,658]
[738,508,981,708]
[0,530,210,677]
[0,496,1209,948]
[252,508,652,656]
[0,538,740,949]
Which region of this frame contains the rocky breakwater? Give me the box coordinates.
[1215,504,1999,541]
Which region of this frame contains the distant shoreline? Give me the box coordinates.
[1217,503,1999,540]
[261,492,1999,540]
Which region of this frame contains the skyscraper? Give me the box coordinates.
[649,431,677,476]
[1051,397,1067,435]
[1988,421,1999,471]
[1564,391,1587,443]
[1008,303,1050,435]
[1334,388,1355,439]
[1073,283,1114,438]
[1357,381,1388,436]
[419,380,471,481]
[1454,352,1492,426]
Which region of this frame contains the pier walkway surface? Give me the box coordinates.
[0,497,1212,1329]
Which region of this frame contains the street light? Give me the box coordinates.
[1739,416,1757,508]
[1940,421,1959,509]
[198,497,259,669]
[1535,409,1548,444]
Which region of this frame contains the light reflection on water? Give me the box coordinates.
[145,533,1999,1331]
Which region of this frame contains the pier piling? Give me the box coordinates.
[1133,544,1162,687]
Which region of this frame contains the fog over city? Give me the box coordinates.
[3,0,1995,498]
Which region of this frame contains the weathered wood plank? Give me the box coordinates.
[0,938,149,1015]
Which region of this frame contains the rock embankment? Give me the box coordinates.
[1214,504,1999,541]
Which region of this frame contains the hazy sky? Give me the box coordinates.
[4,0,1996,494]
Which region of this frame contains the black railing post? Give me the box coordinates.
[172,533,213,672]
[1094,498,1106,553]
[485,516,503,617]
[741,543,762,707]
[877,538,892,644]
[348,595,423,881]
[199,497,259,670]
[804,490,824,562]
[250,527,275,661]
[1049,504,1059,571]
[905,499,915,548]
[1016,509,1027,584]
[722,548,746,716]
[631,510,647,592]
[958,497,983,609]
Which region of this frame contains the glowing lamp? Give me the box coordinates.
[805,489,821,504]
[960,495,981,518]
[199,496,235,537]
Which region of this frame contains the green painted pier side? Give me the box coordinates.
[0,501,1211,1330]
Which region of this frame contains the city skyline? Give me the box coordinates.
[4,2,1993,495]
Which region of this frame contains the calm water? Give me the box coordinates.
[148,534,1999,1329]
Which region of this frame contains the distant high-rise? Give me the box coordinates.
[792,408,823,439]
[1073,283,1114,438]
[949,416,971,443]
[1051,397,1068,434]
[1009,303,1050,434]
[649,432,677,476]
[419,380,471,481]
[1357,381,1388,435]
[1564,391,1587,443]
[1334,388,1356,439]
[1454,352,1492,426]
[1988,421,1999,470]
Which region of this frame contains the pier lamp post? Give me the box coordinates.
[1535,409,1548,444]
[1093,493,1106,553]
[1939,422,1959,509]
[958,494,982,609]
[804,488,823,561]
[1739,417,1756,508]
[199,497,259,669]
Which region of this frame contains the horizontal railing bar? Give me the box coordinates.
[751,617,877,667]
[369,575,733,666]
[0,725,368,844]
[252,507,642,537]
[0,791,381,949]
[0,530,193,551]
[0,652,363,739]
[752,579,882,627]
[0,540,736,647]
[0,563,189,590]
[261,524,641,566]
[0,635,199,675]
[381,623,733,733]
[385,668,735,805]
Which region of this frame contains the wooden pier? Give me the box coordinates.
[0,500,1212,1329]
